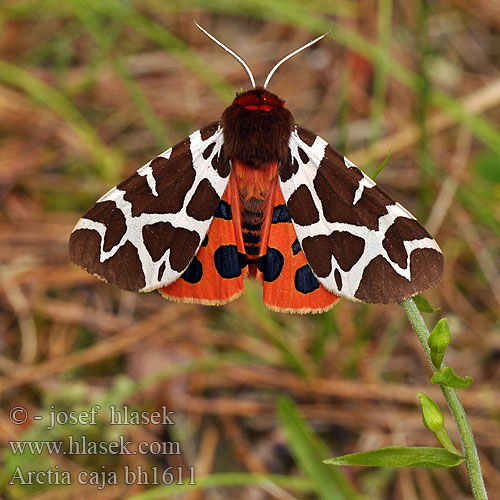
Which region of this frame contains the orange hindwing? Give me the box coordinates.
[160,179,247,305]
[256,183,339,314]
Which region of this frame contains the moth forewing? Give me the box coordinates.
[69,123,230,293]
[279,125,444,304]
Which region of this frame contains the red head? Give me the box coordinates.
[232,88,286,112]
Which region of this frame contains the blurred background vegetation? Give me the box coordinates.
[1,0,499,498]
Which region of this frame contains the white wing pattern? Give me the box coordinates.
[279,125,444,303]
[69,122,230,292]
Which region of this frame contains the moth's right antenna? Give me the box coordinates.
[264,32,330,89]
[194,21,256,89]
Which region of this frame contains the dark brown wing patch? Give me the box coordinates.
[69,230,146,291]
[82,200,127,252]
[314,159,392,230]
[286,185,319,226]
[187,179,220,221]
[355,249,444,303]
[121,142,196,217]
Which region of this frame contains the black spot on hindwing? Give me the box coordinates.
[181,257,203,284]
[272,204,291,223]
[295,265,320,294]
[214,200,232,220]
[214,245,247,279]
[257,248,284,282]
[291,239,301,255]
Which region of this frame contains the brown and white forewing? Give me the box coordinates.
[279,125,443,304]
[69,122,230,292]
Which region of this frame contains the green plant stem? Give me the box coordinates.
[400,298,488,500]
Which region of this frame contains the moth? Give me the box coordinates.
[69,24,444,313]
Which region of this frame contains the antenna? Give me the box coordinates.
[263,32,330,89]
[194,21,256,89]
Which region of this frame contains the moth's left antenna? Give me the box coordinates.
[194,21,256,89]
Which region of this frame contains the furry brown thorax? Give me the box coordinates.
[221,88,294,169]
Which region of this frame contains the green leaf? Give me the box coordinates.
[413,294,440,313]
[324,446,464,468]
[277,397,359,500]
[431,366,473,389]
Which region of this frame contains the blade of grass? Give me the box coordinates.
[242,282,311,377]
[83,0,234,101]
[370,148,391,179]
[70,0,171,147]
[369,0,392,144]
[277,397,361,500]
[0,60,122,181]
[415,0,437,210]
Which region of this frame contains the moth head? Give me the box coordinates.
[232,88,285,111]
[194,21,329,90]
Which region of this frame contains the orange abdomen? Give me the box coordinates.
[231,160,279,276]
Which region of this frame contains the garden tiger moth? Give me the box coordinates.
[69,25,444,313]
